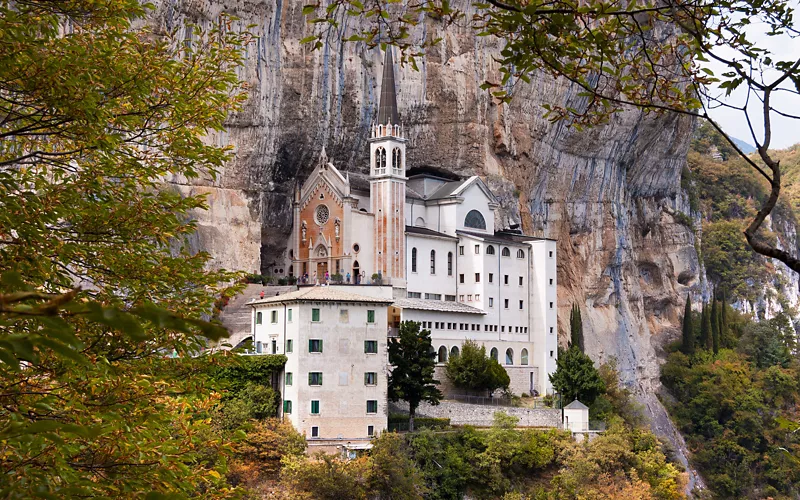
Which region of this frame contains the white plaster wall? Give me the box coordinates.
[406,234,459,299]
[530,239,558,393]
[455,183,496,234]
[349,210,375,280]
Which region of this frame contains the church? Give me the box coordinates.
[251,49,558,441]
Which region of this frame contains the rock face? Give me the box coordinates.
[151,0,701,487]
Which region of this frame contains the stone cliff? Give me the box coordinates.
[153,0,702,487]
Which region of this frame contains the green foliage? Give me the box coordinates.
[389,414,451,430]
[549,346,606,407]
[212,354,287,395]
[0,0,249,496]
[367,433,428,500]
[681,294,695,356]
[700,303,712,351]
[226,418,305,488]
[569,304,584,352]
[710,297,720,354]
[702,221,769,302]
[388,321,442,430]
[661,310,800,497]
[445,339,510,394]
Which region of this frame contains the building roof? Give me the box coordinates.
[564,400,589,410]
[405,225,458,240]
[250,287,393,306]
[392,298,486,315]
[457,229,544,244]
[426,180,468,200]
[376,49,399,126]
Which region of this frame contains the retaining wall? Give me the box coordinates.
[390,400,561,428]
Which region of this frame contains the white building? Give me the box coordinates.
[252,48,558,440]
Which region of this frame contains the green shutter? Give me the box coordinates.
[288,309,293,321]
[312,308,320,321]
[319,373,323,385]
[311,400,319,414]
[364,373,368,385]
[367,310,375,323]
[308,373,312,385]
[319,339,323,352]
[308,339,313,352]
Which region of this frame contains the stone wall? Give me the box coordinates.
[390,400,561,428]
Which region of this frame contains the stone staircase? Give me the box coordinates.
[217,284,297,348]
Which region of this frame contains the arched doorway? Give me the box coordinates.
[314,245,328,283]
[352,260,360,284]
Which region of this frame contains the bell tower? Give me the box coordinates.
[369,48,406,287]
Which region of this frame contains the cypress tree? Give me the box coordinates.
[711,294,720,354]
[681,293,695,355]
[570,304,584,352]
[720,289,730,347]
[569,305,575,349]
[700,302,712,350]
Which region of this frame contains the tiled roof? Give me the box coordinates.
[250,287,393,306]
[392,298,486,315]
[457,229,543,244]
[564,400,589,410]
[426,180,468,200]
[405,225,458,239]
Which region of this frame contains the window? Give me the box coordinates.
[450,346,460,358]
[504,275,509,285]
[367,310,375,323]
[365,340,378,353]
[475,273,481,283]
[408,291,421,298]
[475,245,480,254]
[288,308,293,322]
[309,339,323,353]
[271,310,278,323]
[375,146,386,173]
[256,312,262,324]
[490,348,498,361]
[368,425,375,437]
[487,245,495,255]
[411,248,417,272]
[271,339,277,354]
[489,297,494,307]
[340,309,349,322]
[501,326,505,332]
[549,251,553,258]
[550,327,554,333]
[365,372,377,385]
[286,339,293,353]
[521,349,529,365]
[309,372,323,385]
[392,147,402,171]
[315,204,330,225]
[459,274,465,284]
[502,247,511,257]
[519,300,524,310]
[312,308,320,322]
[425,293,442,300]
[464,210,486,229]
[255,341,262,354]
[367,400,378,414]
[519,276,523,286]
[447,252,453,275]
[430,250,436,274]
[459,246,464,255]
[549,302,554,309]
[550,351,554,357]
[504,299,509,309]
[549,279,553,285]
[459,295,464,301]
[475,294,480,301]
[286,372,293,385]
[283,400,292,414]
[517,249,525,258]
[311,426,319,437]
[311,400,320,415]
[506,348,514,365]
[437,346,448,363]
[467,295,472,301]
[445,295,456,302]
[488,273,493,283]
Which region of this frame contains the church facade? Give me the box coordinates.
[253,49,558,440]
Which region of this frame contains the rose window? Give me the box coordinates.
[315,204,330,225]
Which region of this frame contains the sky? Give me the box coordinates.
[704,20,800,150]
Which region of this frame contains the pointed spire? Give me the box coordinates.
[318,146,329,167]
[376,48,399,126]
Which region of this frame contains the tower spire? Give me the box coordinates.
[376,48,399,126]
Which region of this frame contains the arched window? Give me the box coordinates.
[447,252,453,276]
[411,248,417,273]
[450,346,460,358]
[392,147,402,171]
[486,245,495,255]
[517,249,525,258]
[501,247,511,257]
[430,250,436,274]
[490,348,498,361]
[438,346,448,363]
[505,348,514,365]
[464,210,486,230]
[378,125,383,136]
[521,349,529,365]
[374,147,386,173]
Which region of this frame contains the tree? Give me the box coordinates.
[367,433,427,500]
[445,339,510,395]
[570,303,585,352]
[711,294,720,354]
[304,0,800,275]
[549,347,606,406]
[0,1,247,496]
[681,294,695,356]
[700,302,712,351]
[388,321,442,431]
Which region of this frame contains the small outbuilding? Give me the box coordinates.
[563,399,589,432]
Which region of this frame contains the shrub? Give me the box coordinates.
[445,340,510,394]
